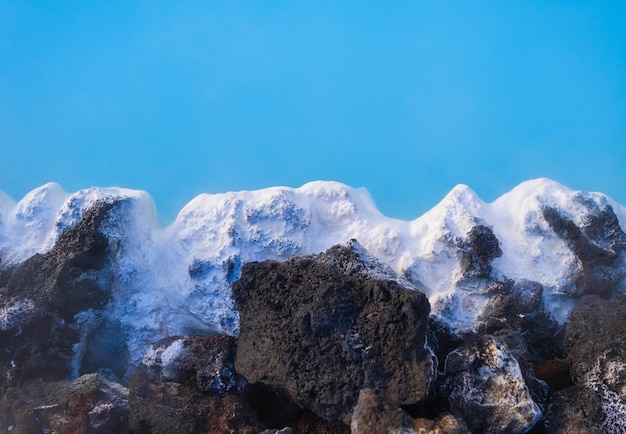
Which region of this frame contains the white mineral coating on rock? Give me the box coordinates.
[442,335,542,433]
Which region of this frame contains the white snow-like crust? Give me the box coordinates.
[1,178,625,366]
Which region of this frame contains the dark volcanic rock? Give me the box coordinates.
[542,205,626,297]
[460,224,502,278]
[350,388,414,434]
[479,279,560,359]
[440,335,542,433]
[233,241,435,425]
[141,335,240,395]
[557,295,626,432]
[0,200,118,386]
[0,373,129,434]
[544,385,603,434]
[129,335,264,434]
[565,295,626,393]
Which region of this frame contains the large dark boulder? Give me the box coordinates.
[233,240,435,425]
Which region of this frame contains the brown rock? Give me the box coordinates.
[0,373,129,434]
[129,335,264,434]
[413,414,470,434]
[350,388,414,434]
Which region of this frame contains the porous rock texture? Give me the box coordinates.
[350,388,470,434]
[2,187,626,432]
[459,224,502,279]
[440,335,542,433]
[542,204,626,297]
[233,241,436,425]
[350,388,415,434]
[0,373,129,434]
[546,295,626,433]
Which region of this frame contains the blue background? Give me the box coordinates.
[1,1,625,223]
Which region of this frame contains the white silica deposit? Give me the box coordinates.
[1,178,625,365]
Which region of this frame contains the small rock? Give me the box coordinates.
[350,388,414,434]
[440,335,541,433]
[129,334,264,434]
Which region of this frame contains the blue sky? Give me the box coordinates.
[1,1,625,223]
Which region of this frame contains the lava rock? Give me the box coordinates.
[350,388,414,434]
[542,205,626,297]
[140,335,240,395]
[565,295,626,394]
[0,199,118,386]
[544,385,603,434]
[460,225,502,279]
[440,335,542,433]
[350,389,470,434]
[0,373,129,434]
[233,241,435,425]
[478,279,561,361]
[559,295,626,432]
[129,335,264,434]
[413,415,471,434]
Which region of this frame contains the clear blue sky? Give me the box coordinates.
[1,1,625,223]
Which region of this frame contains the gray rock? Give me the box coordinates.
[350,389,470,434]
[544,385,602,434]
[413,415,470,434]
[140,335,240,396]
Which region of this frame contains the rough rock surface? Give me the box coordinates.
[459,224,502,279]
[440,335,542,433]
[544,385,603,434]
[350,388,470,434]
[233,241,435,425]
[542,205,626,297]
[478,279,560,360]
[412,415,471,434]
[350,388,414,434]
[129,335,264,434]
[556,295,626,433]
[0,200,118,386]
[0,373,129,434]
